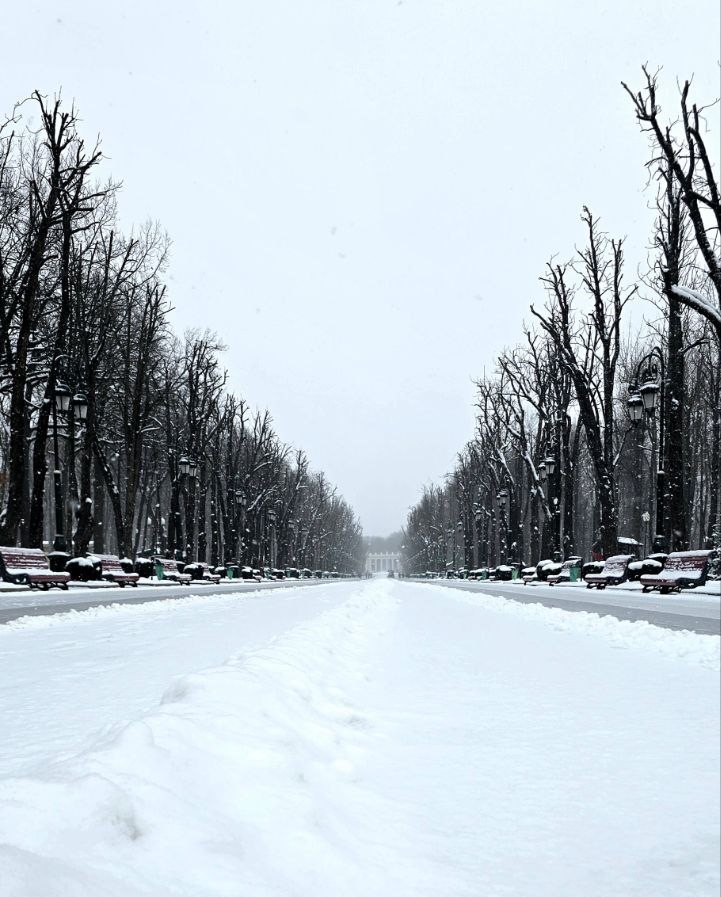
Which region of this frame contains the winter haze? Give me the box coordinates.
[2,0,719,534]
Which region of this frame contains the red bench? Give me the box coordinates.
[640,550,714,594]
[201,563,221,584]
[584,555,633,590]
[0,546,70,590]
[92,554,139,587]
[153,557,191,584]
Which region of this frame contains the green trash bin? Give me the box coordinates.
[569,565,580,583]
[155,561,165,580]
[511,567,519,580]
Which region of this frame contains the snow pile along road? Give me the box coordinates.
[0,577,718,896]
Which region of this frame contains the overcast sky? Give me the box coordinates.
[3,1,719,534]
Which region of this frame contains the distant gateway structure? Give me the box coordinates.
[365,551,401,574]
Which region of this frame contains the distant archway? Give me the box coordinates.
[365,551,401,574]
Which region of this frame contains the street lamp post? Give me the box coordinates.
[627,347,666,550]
[544,453,559,556]
[268,505,280,569]
[51,382,71,560]
[178,455,198,561]
[497,488,509,565]
[267,508,277,570]
[234,489,247,564]
[49,381,89,570]
[473,501,482,568]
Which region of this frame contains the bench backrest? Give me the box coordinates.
[0,547,51,570]
[601,554,633,575]
[154,557,181,573]
[663,551,711,573]
[93,554,125,572]
[560,557,582,571]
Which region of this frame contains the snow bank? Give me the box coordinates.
[452,588,720,671]
[0,583,397,897]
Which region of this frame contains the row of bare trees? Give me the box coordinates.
[404,69,720,573]
[0,92,364,571]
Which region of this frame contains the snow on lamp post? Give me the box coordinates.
[627,394,644,424]
[54,382,72,413]
[72,391,88,422]
[640,379,659,414]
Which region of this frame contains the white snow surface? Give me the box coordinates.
[0,578,719,896]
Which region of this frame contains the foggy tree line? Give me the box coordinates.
[0,92,364,572]
[404,69,720,574]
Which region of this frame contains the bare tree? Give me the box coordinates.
[623,68,721,340]
[532,209,635,557]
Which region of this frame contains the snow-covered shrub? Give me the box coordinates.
[627,558,663,582]
[134,558,155,579]
[536,559,562,580]
[65,555,101,582]
[183,562,205,580]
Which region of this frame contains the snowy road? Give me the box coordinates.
[1,578,719,896]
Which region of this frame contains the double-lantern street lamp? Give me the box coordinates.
[176,455,199,563]
[178,456,198,479]
[267,507,278,567]
[537,454,560,555]
[51,381,89,561]
[234,488,247,563]
[496,488,510,565]
[537,455,556,482]
[626,347,665,544]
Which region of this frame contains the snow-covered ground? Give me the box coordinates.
[1,578,718,896]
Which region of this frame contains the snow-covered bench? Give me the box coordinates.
[92,554,139,587]
[153,556,191,584]
[529,559,562,584]
[584,554,633,590]
[547,557,583,586]
[640,550,714,594]
[0,546,70,590]
[184,562,221,584]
